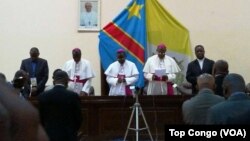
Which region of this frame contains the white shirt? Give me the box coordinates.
[80,11,97,27]
[197,58,204,70]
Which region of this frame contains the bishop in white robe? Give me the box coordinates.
[105,49,139,96]
[143,44,181,95]
[62,48,95,95]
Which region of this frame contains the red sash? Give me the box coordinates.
[125,86,132,96]
[153,76,174,95]
[69,76,87,85]
[118,74,132,96]
[167,82,174,96]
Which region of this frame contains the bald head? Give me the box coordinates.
[223,73,245,98]
[213,60,229,75]
[197,73,215,90]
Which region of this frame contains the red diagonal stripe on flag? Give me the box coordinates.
[103,22,144,63]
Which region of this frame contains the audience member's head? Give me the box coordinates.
[0,79,49,141]
[51,68,62,85]
[12,70,28,89]
[52,69,62,78]
[213,59,229,76]
[53,70,69,87]
[0,72,6,82]
[222,73,246,99]
[156,43,167,59]
[197,73,215,91]
[72,48,82,63]
[30,47,40,61]
[194,45,205,60]
[116,49,126,65]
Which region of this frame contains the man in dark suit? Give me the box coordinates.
[38,70,82,141]
[20,47,49,96]
[206,73,250,124]
[212,59,229,96]
[186,45,214,94]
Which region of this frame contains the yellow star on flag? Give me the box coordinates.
[127,1,144,19]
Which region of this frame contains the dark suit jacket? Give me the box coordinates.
[207,92,250,124]
[182,88,224,124]
[186,58,214,94]
[38,85,83,141]
[20,58,49,95]
[214,74,227,96]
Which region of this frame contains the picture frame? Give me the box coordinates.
[78,0,100,32]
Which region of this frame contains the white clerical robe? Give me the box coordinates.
[62,59,95,95]
[143,55,180,95]
[80,11,97,27]
[105,60,139,96]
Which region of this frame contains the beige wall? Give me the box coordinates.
[1,0,250,95]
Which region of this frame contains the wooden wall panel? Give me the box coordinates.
[30,95,191,141]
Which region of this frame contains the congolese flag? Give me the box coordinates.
[99,0,192,88]
[98,0,146,88]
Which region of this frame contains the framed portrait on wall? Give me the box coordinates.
[78,0,100,31]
